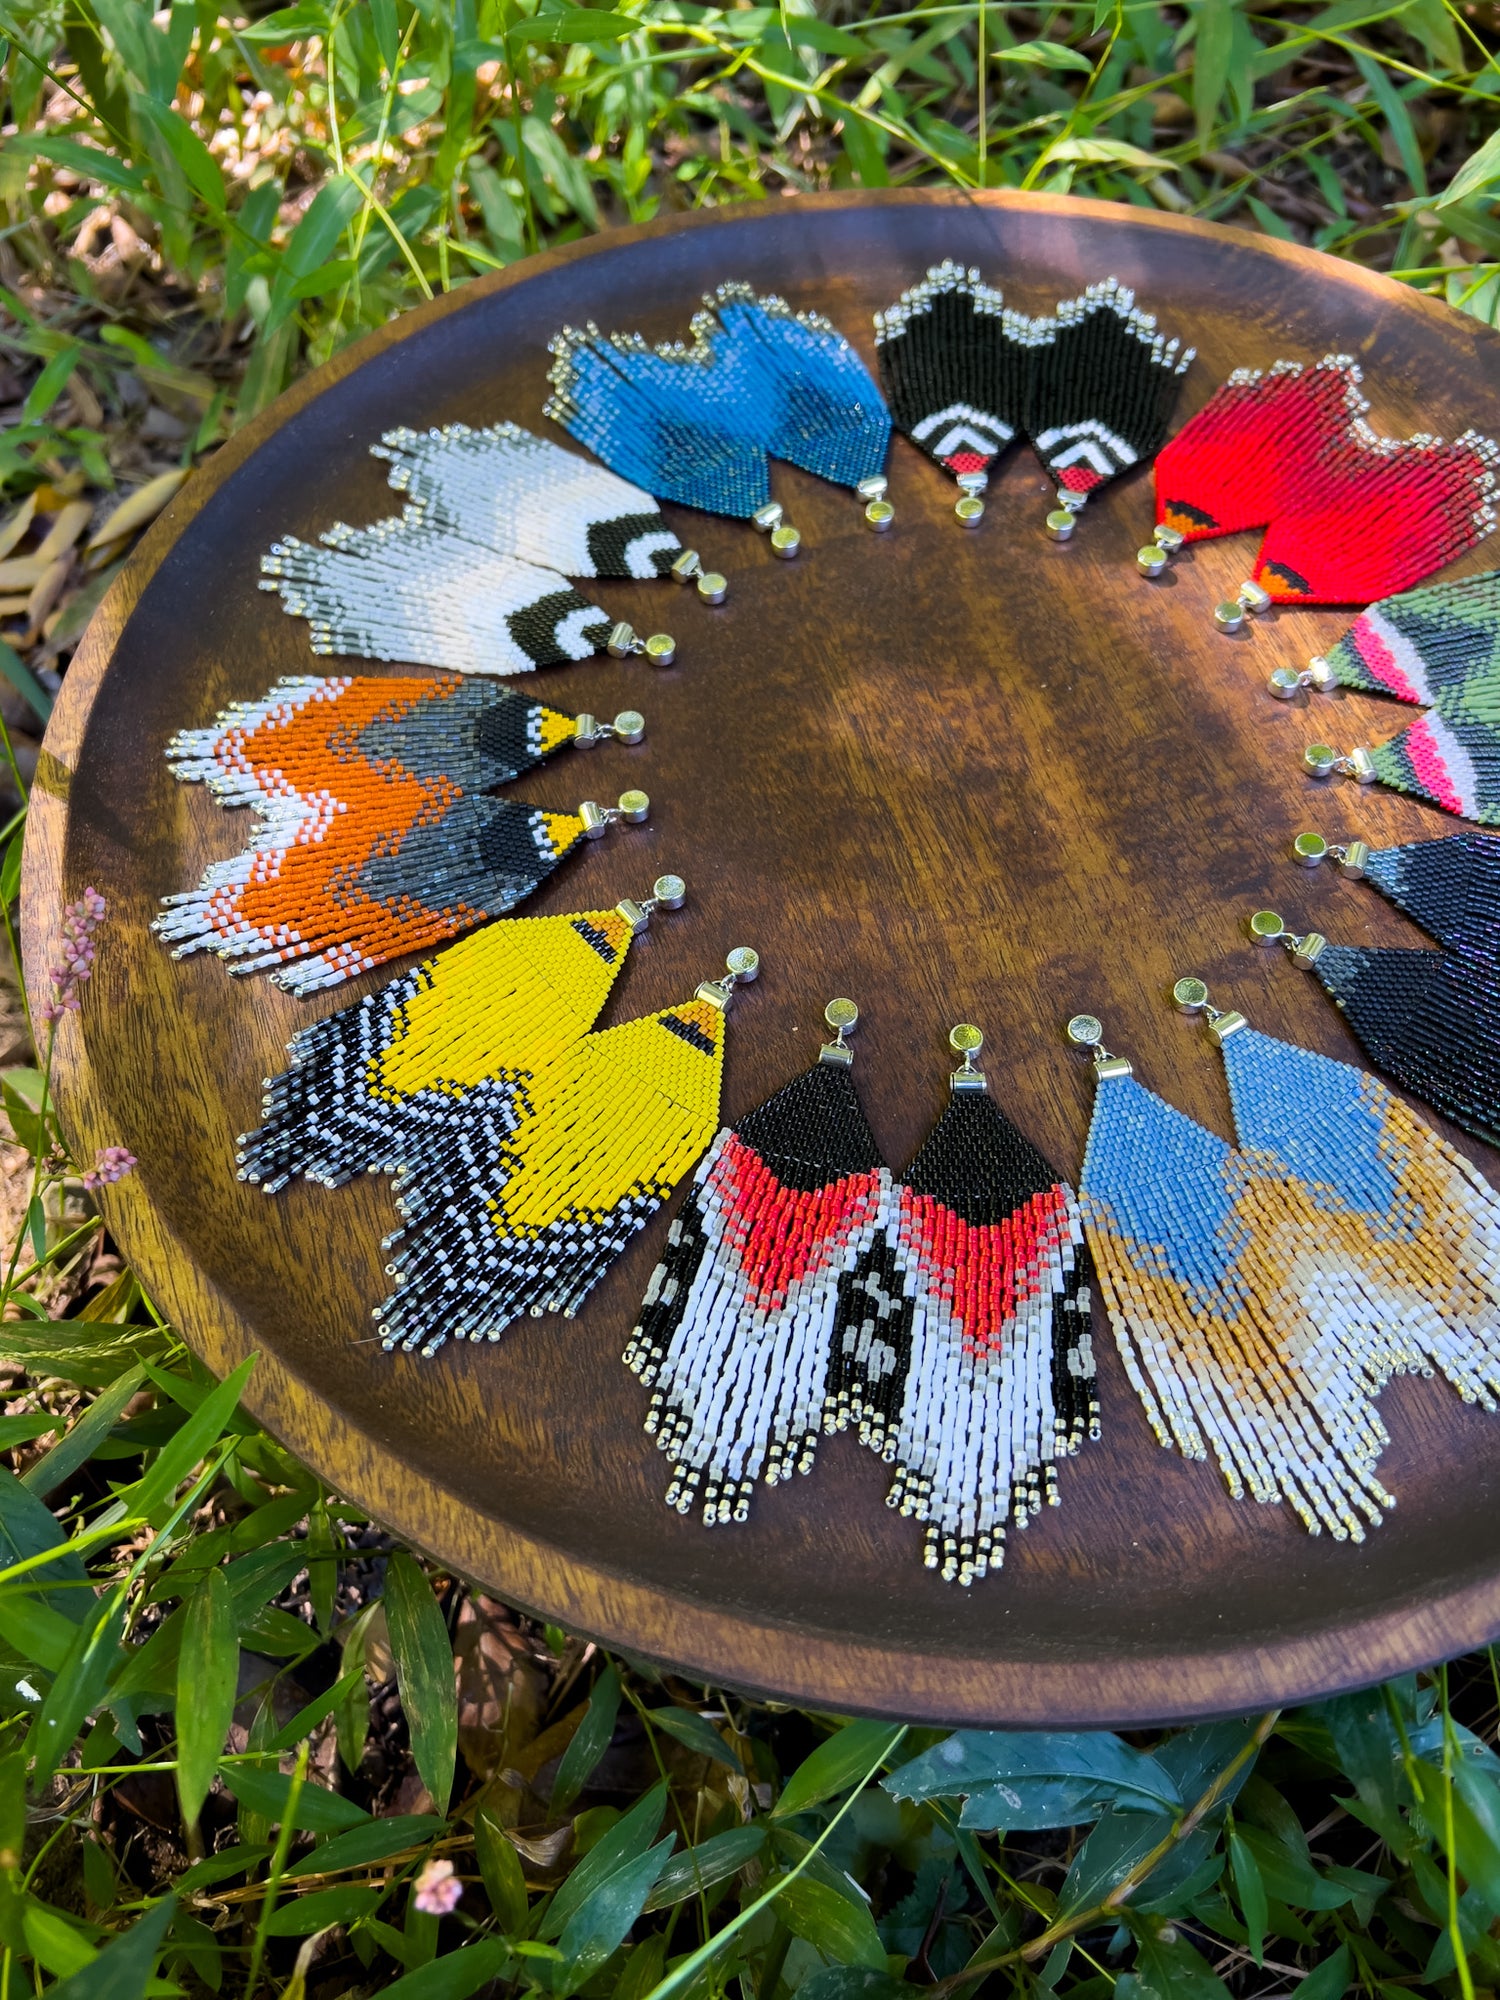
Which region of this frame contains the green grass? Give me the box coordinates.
[3,1,1500,1994]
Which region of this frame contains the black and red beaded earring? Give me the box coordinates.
[827,1024,1098,1586]
[625,997,889,1526]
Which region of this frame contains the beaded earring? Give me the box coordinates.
[373,421,684,580]
[376,948,761,1355]
[624,997,888,1526]
[826,1025,1097,1586]
[155,673,650,994]
[1244,829,1500,1146]
[1268,566,1500,705]
[1141,354,1499,628]
[239,875,686,1193]
[261,510,677,675]
[1069,997,1500,1539]
[874,263,1029,525]
[1023,279,1194,543]
[547,284,892,556]
[874,266,1191,535]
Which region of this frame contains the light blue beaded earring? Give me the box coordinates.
[1066,994,1500,1544]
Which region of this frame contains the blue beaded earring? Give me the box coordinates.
[1244,828,1500,1148]
[547,283,893,559]
[1067,998,1500,1540]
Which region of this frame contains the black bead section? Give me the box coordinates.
[586,510,676,577]
[507,588,607,666]
[902,1089,1062,1228]
[736,1060,886,1194]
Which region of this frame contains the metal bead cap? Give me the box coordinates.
[1214,600,1245,632]
[726,947,760,981]
[1304,744,1339,777]
[770,524,801,558]
[1045,509,1076,541]
[696,571,728,604]
[644,633,676,666]
[955,495,984,527]
[1248,910,1284,943]
[617,790,649,822]
[949,1023,983,1055]
[1293,832,1328,866]
[1268,667,1303,699]
[652,874,686,908]
[1173,976,1209,1013]
[1137,545,1168,576]
[613,710,646,742]
[864,499,895,532]
[825,998,859,1033]
[1066,1015,1103,1048]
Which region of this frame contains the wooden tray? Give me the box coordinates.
[27,190,1500,1727]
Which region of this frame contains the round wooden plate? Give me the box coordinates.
[26,190,1500,1726]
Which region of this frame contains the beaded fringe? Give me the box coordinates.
[627,1058,1099,1581]
[238,903,641,1192]
[1154,355,1499,603]
[547,282,890,518]
[260,507,613,676]
[1081,1025,1500,1537]
[373,421,682,580]
[625,1059,889,1526]
[154,674,587,992]
[829,1088,1097,1585]
[874,263,1192,499]
[378,996,730,1355]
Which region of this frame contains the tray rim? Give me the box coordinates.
[25,184,1500,1727]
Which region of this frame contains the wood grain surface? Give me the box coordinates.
[25,189,1500,1727]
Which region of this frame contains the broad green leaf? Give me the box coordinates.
[1039,136,1165,172]
[124,1354,256,1527]
[1433,127,1500,208]
[886,1730,1181,1829]
[540,1782,667,1941]
[780,1720,904,1817]
[23,1366,144,1502]
[526,7,636,41]
[1192,0,1235,143]
[385,1552,456,1812]
[1320,1689,1403,1842]
[378,1940,513,1999]
[0,830,24,909]
[287,1813,447,1878]
[556,1835,675,1986]
[175,1567,237,1829]
[235,3,333,42]
[780,14,866,55]
[839,115,889,189]
[1119,1924,1232,2000]
[173,1845,273,1893]
[0,1462,89,1619]
[553,1663,622,1813]
[997,38,1094,69]
[40,1893,175,1999]
[646,1704,741,1770]
[22,345,80,425]
[29,1587,126,1787]
[475,1803,529,1932]
[220,1762,369,1834]
[6,134,149,197]
[614,1935,665,2000]
[643,1824,766,1911]
[1236,1822,1350,1910]
[22,1902,96,1978]
[798,1974,916,2000]
[1297,1943,1352,2000]
[135,100,227,213]
[266,176,362,329]
[266,1883,382,1935]
[1228,1825,1267,1965]
[775,1872,887,1970]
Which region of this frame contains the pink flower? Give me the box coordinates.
[413,1858,463,1917]
[42,889,107,1026]
[82,1146,135,1192]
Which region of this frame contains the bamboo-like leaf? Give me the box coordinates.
[384,1551,457,1813]
[175,1566,238,1830]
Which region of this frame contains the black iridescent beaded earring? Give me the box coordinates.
[1245,828,1500,1147]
